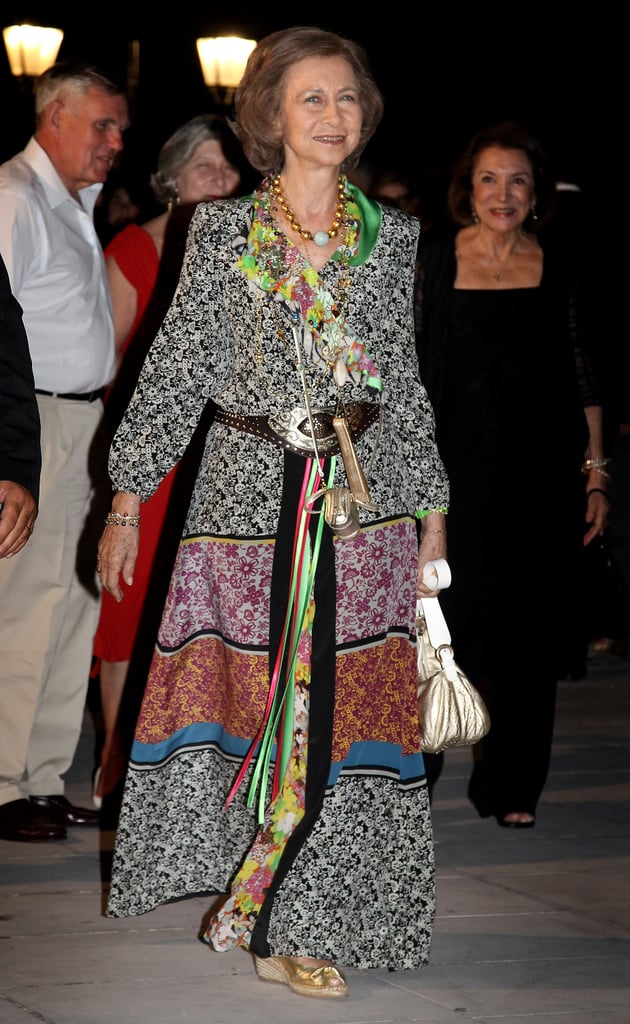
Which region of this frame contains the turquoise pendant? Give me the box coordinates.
[313,230,329,247]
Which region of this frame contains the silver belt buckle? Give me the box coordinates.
[267,406,338,454]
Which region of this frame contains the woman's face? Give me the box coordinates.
[470,146,536,233]
[278,55,362,170]
[175,138,240,202]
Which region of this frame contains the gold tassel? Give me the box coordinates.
[332,416,379,511]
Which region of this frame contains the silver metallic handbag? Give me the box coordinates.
[417,561,490,754]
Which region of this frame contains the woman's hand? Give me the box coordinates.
[583,489,609,546]
[96,493,141,602]
[417,514,447,597]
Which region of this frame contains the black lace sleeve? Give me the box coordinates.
[568,272,600,408]
[413,236,457,413]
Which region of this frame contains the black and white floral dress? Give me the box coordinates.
[106,183,449,971]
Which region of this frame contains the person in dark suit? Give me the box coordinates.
[0,252,40,560]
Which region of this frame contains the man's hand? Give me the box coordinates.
[0,481,38,558]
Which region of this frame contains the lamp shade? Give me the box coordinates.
[196,36,256,90]
[3,24,63,77]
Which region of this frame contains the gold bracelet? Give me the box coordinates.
[581,457,610,475]
[421,528,446,534]
[105,512,141,527]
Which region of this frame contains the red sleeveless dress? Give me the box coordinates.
[93,225,178,663]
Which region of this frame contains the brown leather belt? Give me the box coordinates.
[214,402,381,457]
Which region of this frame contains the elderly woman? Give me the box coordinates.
[415,121,608,828]
[99,26,448,998]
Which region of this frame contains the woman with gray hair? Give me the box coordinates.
[149,113,249,210]
[92,113,250,809]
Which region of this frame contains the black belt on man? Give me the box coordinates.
[35,388,105,402]
[214,402,381,457]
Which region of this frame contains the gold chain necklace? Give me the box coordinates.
[253,294,302,403]
[255,295,347,392]
[271,173,347,247]
[480,231,527,281]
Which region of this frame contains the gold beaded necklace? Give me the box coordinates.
[271,173,347,247]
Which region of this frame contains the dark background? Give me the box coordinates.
[2,4,593,217]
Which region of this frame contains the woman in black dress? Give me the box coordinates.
[415,121,609,828]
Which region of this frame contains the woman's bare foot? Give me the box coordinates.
[498,812,536,829]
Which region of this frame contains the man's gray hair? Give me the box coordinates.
[34,59,123,120]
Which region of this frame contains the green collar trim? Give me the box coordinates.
[347,182,382,265]
[240,182,382,266]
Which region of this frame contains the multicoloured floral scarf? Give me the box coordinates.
[237,175,382,396]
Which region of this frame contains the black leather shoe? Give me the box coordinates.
[0,798,67,842]
[30,795,100,827]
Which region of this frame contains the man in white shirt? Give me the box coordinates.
[0,60,129,842]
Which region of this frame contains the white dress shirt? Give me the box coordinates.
[0,138,116,393]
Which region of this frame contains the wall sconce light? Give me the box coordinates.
[3,24,64,81]
[196,35,256,107]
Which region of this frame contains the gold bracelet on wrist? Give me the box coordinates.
[105,512,141,527]
[581,457,611,475]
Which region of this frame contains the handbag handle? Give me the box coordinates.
[417,558,453,649]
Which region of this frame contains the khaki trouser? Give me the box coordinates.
[0,394,105,804]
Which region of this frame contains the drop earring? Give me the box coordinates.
[530,204,538,221]
[167,186,181,215]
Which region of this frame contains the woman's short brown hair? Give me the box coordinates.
[231,26,384,175]
[447,120,556,232]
